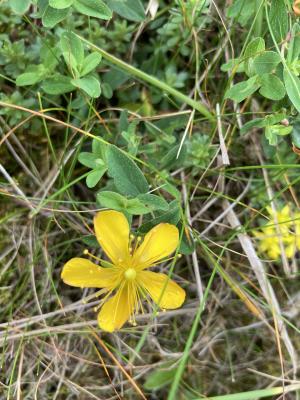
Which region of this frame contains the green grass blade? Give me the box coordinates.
[192,383,300,400]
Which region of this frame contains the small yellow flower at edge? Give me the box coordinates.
[61,210,186,332]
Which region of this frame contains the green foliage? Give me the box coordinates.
[78,140,107,188]
[222,6,300,144]
[269,0,288,43]
[107,145,149,197]
[10,0,31,14]
[106,0,145,22]
[225,76,260,103]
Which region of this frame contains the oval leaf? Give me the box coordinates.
[107,145,149,197]
[49,0,73,9]
[258,74,285,100]
[73,0,112,19]
[71,75,101,98]
[283,69,300,113]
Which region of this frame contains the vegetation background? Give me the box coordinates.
[0,0,299,399]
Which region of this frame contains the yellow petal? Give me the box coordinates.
[61,258,118,288]
[94,210,130,265]
[97,284,135,332]
[132,223,179,269]
[138,271,185,309]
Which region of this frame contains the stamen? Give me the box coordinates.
[83,249,103,263]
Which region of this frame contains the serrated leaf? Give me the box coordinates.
[10,0,31,14]
[80,52,102,76]
[258,74,285,100]
[107,145,149,197]
[61,31,84,70]
[42,5,69,27]
[42,75,74,94]
[269,0,288,44]
[253,51,281,75]
[106,0,145,22]
[49,0,73,8]
[225,76,260,103]
[73,0,112,19]
[86,168,106,188]
[71,75,101,98]
[283,69,300,113]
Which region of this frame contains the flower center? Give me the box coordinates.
[124,268,136,281]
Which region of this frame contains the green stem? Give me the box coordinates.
[192,384,300,400]
[76,34,215,121]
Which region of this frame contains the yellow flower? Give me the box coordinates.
[255,205,300,260]
[61,210,186,332]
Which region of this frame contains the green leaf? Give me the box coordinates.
[225,76,260,103]
[258,74,285,100]
[16,65,46,86]
[61,31,84,70]
[73,0,112,19]
[42,75,74,94]
[126,198,150,215]
[265,124,292,146]
[292,121,300,147]
[107,145,149,197]
[227,0,255,26]
[240,118,265,134]
[269,0,288,44]
[82,235,98,248]
[144,364,176,391]
[221,58,244,73]
[102,82,113,99]
[178,225,195,255]
[97,191,150,215]
[240,112,287,134]
[283,69,300,113]
[253,51,281,75]
[71,76,101,98]
[106,0,145,22]
[10,0,31,14]
[78,152,105,169]
[137,194,169,212]
[243,37,265,77]
[86,168,106,188]
[138,201,181,234]
[41,4,69,27]
[49,0,73,8]
[97,191,126,210]
[80,52,102,76]
[288,24,300,63]
[92,139,106,158]
[160,144,187,170]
